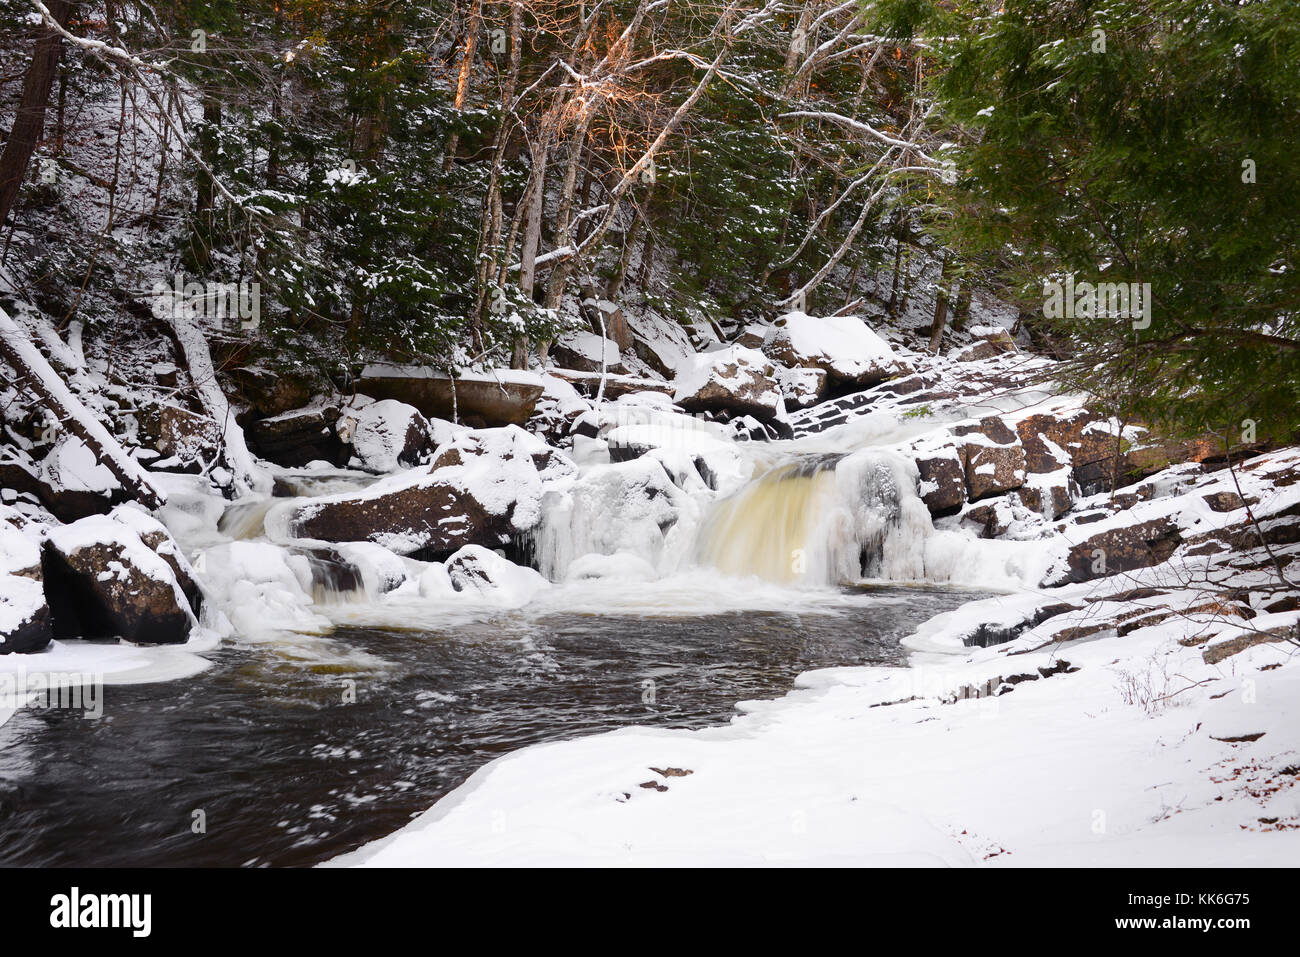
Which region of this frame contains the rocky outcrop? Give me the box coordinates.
[913,444,965,517]
[1045,516,1184,586]
[953,418,1026,501]
[673,345,782,420]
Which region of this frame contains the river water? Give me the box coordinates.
[0,585,978,867]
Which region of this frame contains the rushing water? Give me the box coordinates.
[0,586,979,867]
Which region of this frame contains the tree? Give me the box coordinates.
[871,0,1300,443]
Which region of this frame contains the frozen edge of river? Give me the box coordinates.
[328,601,1300,868]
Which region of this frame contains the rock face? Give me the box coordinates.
[340,399,431,472]
[953,418,1026,501]
[356,365,545,428]
[763,312,912,390]
[287,426,576,558]
[913,445,966,517]
[41,513,197,645]
[247,404,346,468]
[673,345,782,420]
[1046,517,1184,586]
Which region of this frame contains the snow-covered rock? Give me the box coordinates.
[444,544,547,603]
[41,514,197,645]
[286,426,576,557]
[341,398,432,473]
[764,313,912,389]
[673,345,783,420]
[622,309,697,378]
[550,330,624,374]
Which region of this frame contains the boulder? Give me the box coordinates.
[774,365,829,409]
[1015,409,1113,476]
[339,399,432,472]
[224,365,315,418]
[550,330,625,374]
[1018,467,1078,521]
[135,402,223,472]
[581,299,634,353]
[105,505,203,617]
[444,544,548,600]
[960,500,1015,539]
[0,574,51,654]
[673,345,782,420]
[952,327,1017,362]
[286,426,575,558]
[356,365,544,428]
[41,514,196,644]
[247,404,346,467]
[763,312,912,390]
[35,434,122,521]
[622,310,696,378]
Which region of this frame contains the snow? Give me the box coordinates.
[333,617,1300,867]
[344,398,425,473]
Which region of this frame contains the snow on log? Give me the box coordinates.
[0,304,166,511]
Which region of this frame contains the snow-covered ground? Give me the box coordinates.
[332,615,1299,867]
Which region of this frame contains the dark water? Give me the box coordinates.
[0,586,979,867]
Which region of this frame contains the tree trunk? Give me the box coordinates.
[0,0,73,229]
[927,253,951,352]
[0,305,166,510]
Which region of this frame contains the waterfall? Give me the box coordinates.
[531,446,932,587]
[693,449,930,586]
